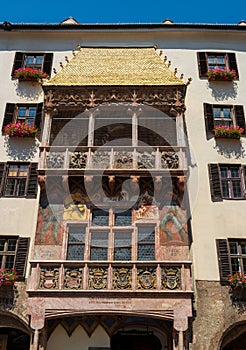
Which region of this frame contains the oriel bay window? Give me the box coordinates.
[49,105,177,147]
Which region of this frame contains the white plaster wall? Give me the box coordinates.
[47,324,110,350]
[1,28,246,281]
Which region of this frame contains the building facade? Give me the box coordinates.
[0,18,246,350]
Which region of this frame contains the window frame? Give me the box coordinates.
[2,103,43,133]
[197,52,239,79]
[0,162,38,199]
[208,163,246,201]
[0,236,18,269]
[204,104,245,135]
[217,238,246,281]
[66,210,157,262]
[11,52,53,77]
[3,163,30,198]
[219,165,244,199]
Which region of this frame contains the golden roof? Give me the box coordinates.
[44,47,185,86]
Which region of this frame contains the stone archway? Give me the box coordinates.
[220,321,246,350]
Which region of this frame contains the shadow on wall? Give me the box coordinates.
[4,137,38,160]
[214,138,246,159]
[14,81,43,100]
[207,81,238,101]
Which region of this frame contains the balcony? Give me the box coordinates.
[28,261,192,293]
[38,146,187,175]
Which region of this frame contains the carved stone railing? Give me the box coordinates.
[28,261,192,293]
[38,146,186,172]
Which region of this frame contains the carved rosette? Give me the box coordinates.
[113,267,132,289]
[114,151,133,169]
[137,267,156,289]
[64,267,83,289]
[89,267,108,290]
[46,152,65,168]
[70,151,88,169]
[39,267,59,289]
[161,267,181,290]
[161,151,179,169]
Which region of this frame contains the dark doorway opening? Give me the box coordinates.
[111,330,162,350]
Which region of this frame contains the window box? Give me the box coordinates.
[212,125,244,139]
[13,67,47,83]
[207,68,238,81]
[3,122,38,138]
[0,268,18,287]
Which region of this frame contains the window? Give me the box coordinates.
[217,239,246,281]
[2,103,43,132]
[0,237,18,269]
[0,162,38,198]
[197,52,239,78]
[137,225,155,261]
[0,236,29,279]
[66,211,156,261]
[11,52,53,77]
[204,104,245,134]
[208,164,245,201]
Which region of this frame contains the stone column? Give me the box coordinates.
[132,111,138,147]
[28,298,45,350]
[41,111,52,147]
[88,111,95,146]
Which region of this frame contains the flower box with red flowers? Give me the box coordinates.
[207,68,238,81]
[13,67,47,83]
[3,121,38,138]
[0,268,18,287]
[212,125,244,139]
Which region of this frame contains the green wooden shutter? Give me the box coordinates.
[11,52,24,76]
[197,52,208,76]
[234,105,245,133]
[208,164,222,201]
[227,53,239,78]
[216,239,231,281]
[2,103,15,131]
[204,103,214,132]
[43,53,53,76]
[14,237,30,280]
[26,163,38,198]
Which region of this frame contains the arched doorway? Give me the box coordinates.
[0,328,30,350]
[220,322,246,350]
[111,330,162,350]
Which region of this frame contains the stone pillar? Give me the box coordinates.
[32,329,39,350]
[28,298,45,350]
[173,302,192,350]
[132,111,138,147]
[88,112,95,146]
[39,327,47,350]
[41,111,52,147]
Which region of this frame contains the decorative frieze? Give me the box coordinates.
[114,151,133,169]
[46,152,65,168]
[161,151,179,169]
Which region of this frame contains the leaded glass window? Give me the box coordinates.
[67,226,86,260]
[114,209,132,226]
[114,231,132,260]
[137,226,155,261]
[90,231,108,260]
[91,209,109,226]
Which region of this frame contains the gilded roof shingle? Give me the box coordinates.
[44,47,185,86]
